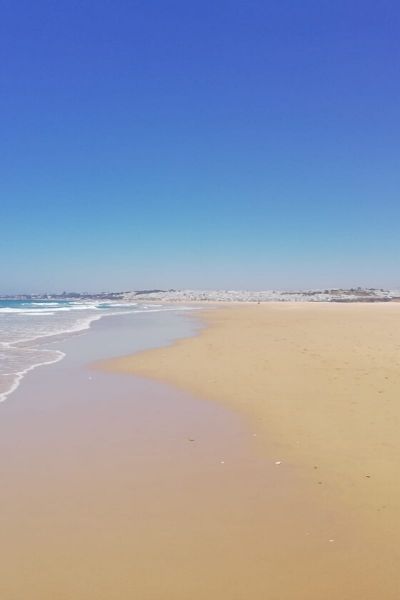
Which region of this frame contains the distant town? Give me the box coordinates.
[1,288,400,303]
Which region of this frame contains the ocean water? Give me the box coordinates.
[0,299,192,402]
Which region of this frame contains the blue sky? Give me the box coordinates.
[1,0,399,293]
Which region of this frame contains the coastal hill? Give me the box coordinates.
[2,288,400,303]
[124,288,400,303]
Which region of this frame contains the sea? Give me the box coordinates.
[0,298,193,402]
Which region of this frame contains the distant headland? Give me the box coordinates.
[2,288,400,303]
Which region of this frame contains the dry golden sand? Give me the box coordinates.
[105,302,400,598]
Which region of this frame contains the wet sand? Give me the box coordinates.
[104,302,400,598]
[0,309,350,599]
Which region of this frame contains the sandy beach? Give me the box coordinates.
[0,308,352,600]
[104,302,400,597]
[2,304,400,598]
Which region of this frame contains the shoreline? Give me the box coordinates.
[2,308,348,599]
[0,303,202,403]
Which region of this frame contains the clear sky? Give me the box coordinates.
[1,0,399,293]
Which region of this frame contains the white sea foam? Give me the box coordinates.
[0,300,200,402]
[27,302,62,306]
[0,304,99,315]
[101,304,138,308]
[0,350,66,403]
